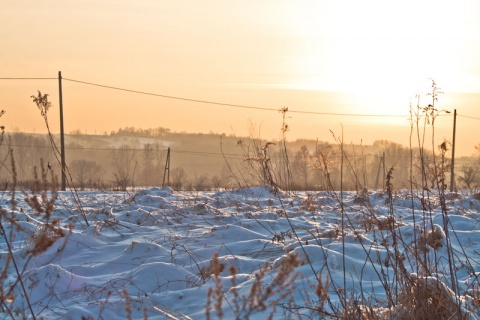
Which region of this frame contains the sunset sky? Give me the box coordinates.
[2,0,480,156]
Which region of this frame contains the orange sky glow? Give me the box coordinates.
[2,0,480,156]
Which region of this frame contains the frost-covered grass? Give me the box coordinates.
[1,185,479,319]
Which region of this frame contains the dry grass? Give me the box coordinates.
[393,275,464,319]
[25,218,65,255]
[206,252,305,320]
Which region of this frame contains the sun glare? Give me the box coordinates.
[287,0,475,115]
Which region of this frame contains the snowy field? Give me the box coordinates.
[1,186,479,319]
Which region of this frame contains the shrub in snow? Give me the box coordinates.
[419,224,446,252]
[392,274,465,319]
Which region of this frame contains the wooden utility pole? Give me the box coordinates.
[162,147,170,187]
[450,109,457,192]
[58,71,66,191]
[374,152,386,190]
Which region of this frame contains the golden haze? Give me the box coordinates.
[1,1,480,156]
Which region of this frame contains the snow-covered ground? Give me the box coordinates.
[1,186,479,319]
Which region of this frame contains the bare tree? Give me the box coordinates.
[170,167,187,190]
[292,145,311,190]
[141,143,166,187]
[313,142,338,190]
[193,173,209,191]
[211,175,223,191]
[458,165,478,190]
[373,140,411,189]
[111,145,138,191]
[142,143,154,186]
[8,133,54,182]
[70,159,102,190]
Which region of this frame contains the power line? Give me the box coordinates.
[63,77,410,118]
[1,142,408,160]
[4,143,244,159]
[0,77,56,80]
[3,76,478,120]
[458,114,480,121]
[63,77,280,113]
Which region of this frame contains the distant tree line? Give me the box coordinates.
[109,126,171,137]
[0,131,479,192]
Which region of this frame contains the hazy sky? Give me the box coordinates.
[2,0,480,155]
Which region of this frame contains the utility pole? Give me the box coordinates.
[374,152,385,190]
[450,109,457,192]
[58,71,66,191]
[162,147,170,187]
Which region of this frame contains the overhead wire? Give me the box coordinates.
[4,141,407,161]
[4,143,244,159]
[0,76,477,182]
[458,114,480,121]
[62,77,411,118]
[1,75,479,120]
[0,77,57,80]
